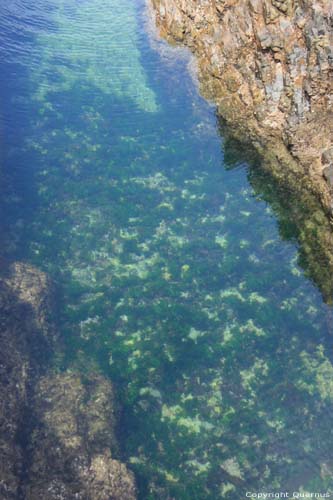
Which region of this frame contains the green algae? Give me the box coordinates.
[219,121,333,304]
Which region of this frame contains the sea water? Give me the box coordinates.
[0,0,332,498]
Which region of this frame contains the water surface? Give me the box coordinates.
[0,1,333,498]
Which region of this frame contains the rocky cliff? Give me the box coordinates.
[151,0,333,214]
[0,261,136,499]
[149,0,333,302]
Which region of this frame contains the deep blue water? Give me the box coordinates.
[1,1,333,498]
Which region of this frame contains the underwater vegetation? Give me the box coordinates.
[1,0,333,498]
[33,0,158,112]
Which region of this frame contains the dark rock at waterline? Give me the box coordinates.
[0,262,136,499]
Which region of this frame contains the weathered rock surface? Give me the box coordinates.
[150,0,333,302]
[151,0,333,214]
[0,261,136,499]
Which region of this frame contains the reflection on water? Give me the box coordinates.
[0,0,333,498]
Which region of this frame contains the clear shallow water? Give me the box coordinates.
[1,1,333,498]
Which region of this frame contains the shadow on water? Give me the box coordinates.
[219,118,333,306]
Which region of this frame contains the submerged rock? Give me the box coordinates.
[0,262,56,499]
[25,372,136,500]
[0,262,136,499]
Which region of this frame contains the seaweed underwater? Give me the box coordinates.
[1,0,333,498]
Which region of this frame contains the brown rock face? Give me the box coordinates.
[0,262,137,499]
[150,0,333,302]
[151,0,333,212]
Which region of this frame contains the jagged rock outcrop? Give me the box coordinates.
[150,0,333,302]
[0,262,136,499]
[151,0,333,215]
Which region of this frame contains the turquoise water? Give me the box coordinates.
[1,0,333,498]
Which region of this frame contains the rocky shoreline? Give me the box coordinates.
[149,0,333,302]
[150,0,333,214]
[0,261,136,500]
